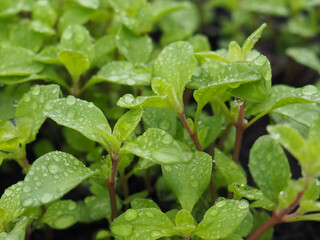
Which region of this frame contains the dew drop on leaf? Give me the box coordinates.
[145,210,155,218]
[238,200,249,209]
[151,231,161,238]
[40,193,53,204]
[48,164,59,174]
[163,165,172,172]
[23,186,31,193]
[112,223,134,237]
[66,95,77,105]
[124,209,138,221]
[191,180,199,187]
[209,209,219,217]
[215,198,227,207]
[54,215,76,229]
[301,85,318,95]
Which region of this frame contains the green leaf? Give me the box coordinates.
[16,84,60,144]
[131,198,160,210]
[215,149,247,186]
[76,0,100,9]
[299,179,320,213]
[197,115,222,149]
[111,208,176,239]
[0,181,25,226]
[286,47,320,74]
[44,96,117,152]
[117,94,171,109]
[109,0,153,35]
[86,61,151,89]
[241,23,267,60]
[32,0,57,27]
[228,41,242,62]
[162,151,212,212]
[0,46,44,76]
[174,209,196,237]
[187,66,214,89]
[122,128,190,165]
[187,34,211,52]
[59,24,94,78]
[20,151,95,207]
[92,35,117,68]
[0,120,20,152]
[151,0,188,23]
[241,0,289,16]
[42,200,80,229]
[62,128,95,152]
[0,216,29,240]
[113,108,143,142]
[233,211,253,237]
[153,41,197,105]
[289,213,320,222]
[195,199,250,239]
[194,51,231,64]
[249,135,291,202]
[142,107,177,137]
[117,26,153,63]
[251,210,273,240]
[309,114,320,141]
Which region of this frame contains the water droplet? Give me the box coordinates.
[216,198,227,208]
[88,102,94,108]
[145,211,155,218]
[54,215,76,229]
[302,85,318,95]
[23,186,31,193]
[48,164,59,174]
[40,193,53,204]
[63,29,73,40]
[234,98,244,106]
[24,94,31,102]
[163,165,172,172]
[32,86,40,95]
[66,95,76,105]
[67,109,76,119]
[238,200,249,209]
[5,189,13,196]
[111,223,133,237]
[68,202,77,210]
[124,209,138,221]
[123,95,134,104]
[191,180,199,187]
[151,231,161,238]
[162,135,172,144]
[210,209,219,217]
[22,198,33,207]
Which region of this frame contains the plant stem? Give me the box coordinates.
[233,101,246,163]
[178,111,202,151]
[20,156,30,170]
[107,154,120,220]
[247,187,307,240]
[120,172,129,210]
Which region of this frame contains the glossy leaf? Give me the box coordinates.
[20,151,95,207]
[117,94,171,110]
[229,41,242,62]
[142,107,177,137]
[162,151,212,211]
[197,115,222,149]
[122,128,190,165]
[174,209,196,237]
[117,26,153,63]
[76,0,100,9]
[86,61,151,89]
[249,136,291,202]
[111,208,176,239]
[0,46,44,76]
[215,149,247,185]
[309,114,320,141]
[188,66,214,89]
[62,128,95,152]
[58,50,90,79]
[153,41,197,104]
[151,0,188,23]
[42,200,80,229]
[131,198,160,210]
[286,47,320,74]
[44,96,116,152]
[0,181,25,225]
[195,199,250,239]
[113,108,143,142]
[16,84,60,144]
[0,120,20,152]
[289,213,320,222]
[194,51,231,64]
[109,0,153,35]
[0,216,29,240]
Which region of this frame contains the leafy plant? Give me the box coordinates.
[1,1,320,240]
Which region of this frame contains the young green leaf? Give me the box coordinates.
[111,208,176,239]
[162,151,212,212]
[122,128,190,165]
[117,94,171,109]
[131,198,160,210]
[195,199,251,239]
[16,84,60,144]
[42,200,80,229]
[215,149,247,186]
[151,0,188,23]
[0,120,20,152]
[249,135,291,202]
[241,23,267,60]
[0,181,25,226]
[117,26,153,63]
[299,179,320,214]
[113,108,143,142]
[85,61,151,89]
[0,216,29,240]
[197,115,222,149]
[153,41,197,105]
[309,114,320,141]
[174,209,196,237]
[229,41,242,62]
[194,51,231,64]
[187,66,214,89]
[20,151,95,207]
[286,47,320,74]
[44,96,117,152]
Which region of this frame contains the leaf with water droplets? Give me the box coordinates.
[153,41,197,105]
[162,151,212,212]
[152,0,189,23]
[111,208,176,240]
[122,128,189,165]
[286,47,320,74]
[0,45,44,76]
[249,136,291,202]
[113,108,143,142]
[215,149,247,186]
[228,41,242,62]
[131,198,160,210]
[0,181,25,226]
[85,61,151,89]
[174,209,196,237]
[44,96,117,152]
[42,200,80,229]
[59,24,94,78]
[298,179,320,214]
[187,66,214,89]
[0,120,20,152]
[187,34,211,52]
[197,114,222,149]
[16,84,60,144]
[195,199,251,240]
[117,94,171,109]
[309,114,320,141]
[0,216,29,240]
[241,23,267,60]
[117,26,153,63]
[142,107,177,137]
[20,151,95,207]
[109,0,152,35]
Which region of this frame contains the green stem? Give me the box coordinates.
[106,154,120,220]
[233,101,246,163]
[193,103,204,135]
[246,111,268,128]
[71,75,80,97]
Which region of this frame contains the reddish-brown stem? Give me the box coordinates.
[247,189,307,240]
[233,101,246,163]
[20,156,30,171]
[178,111,203,151]
[107,154,120,220]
